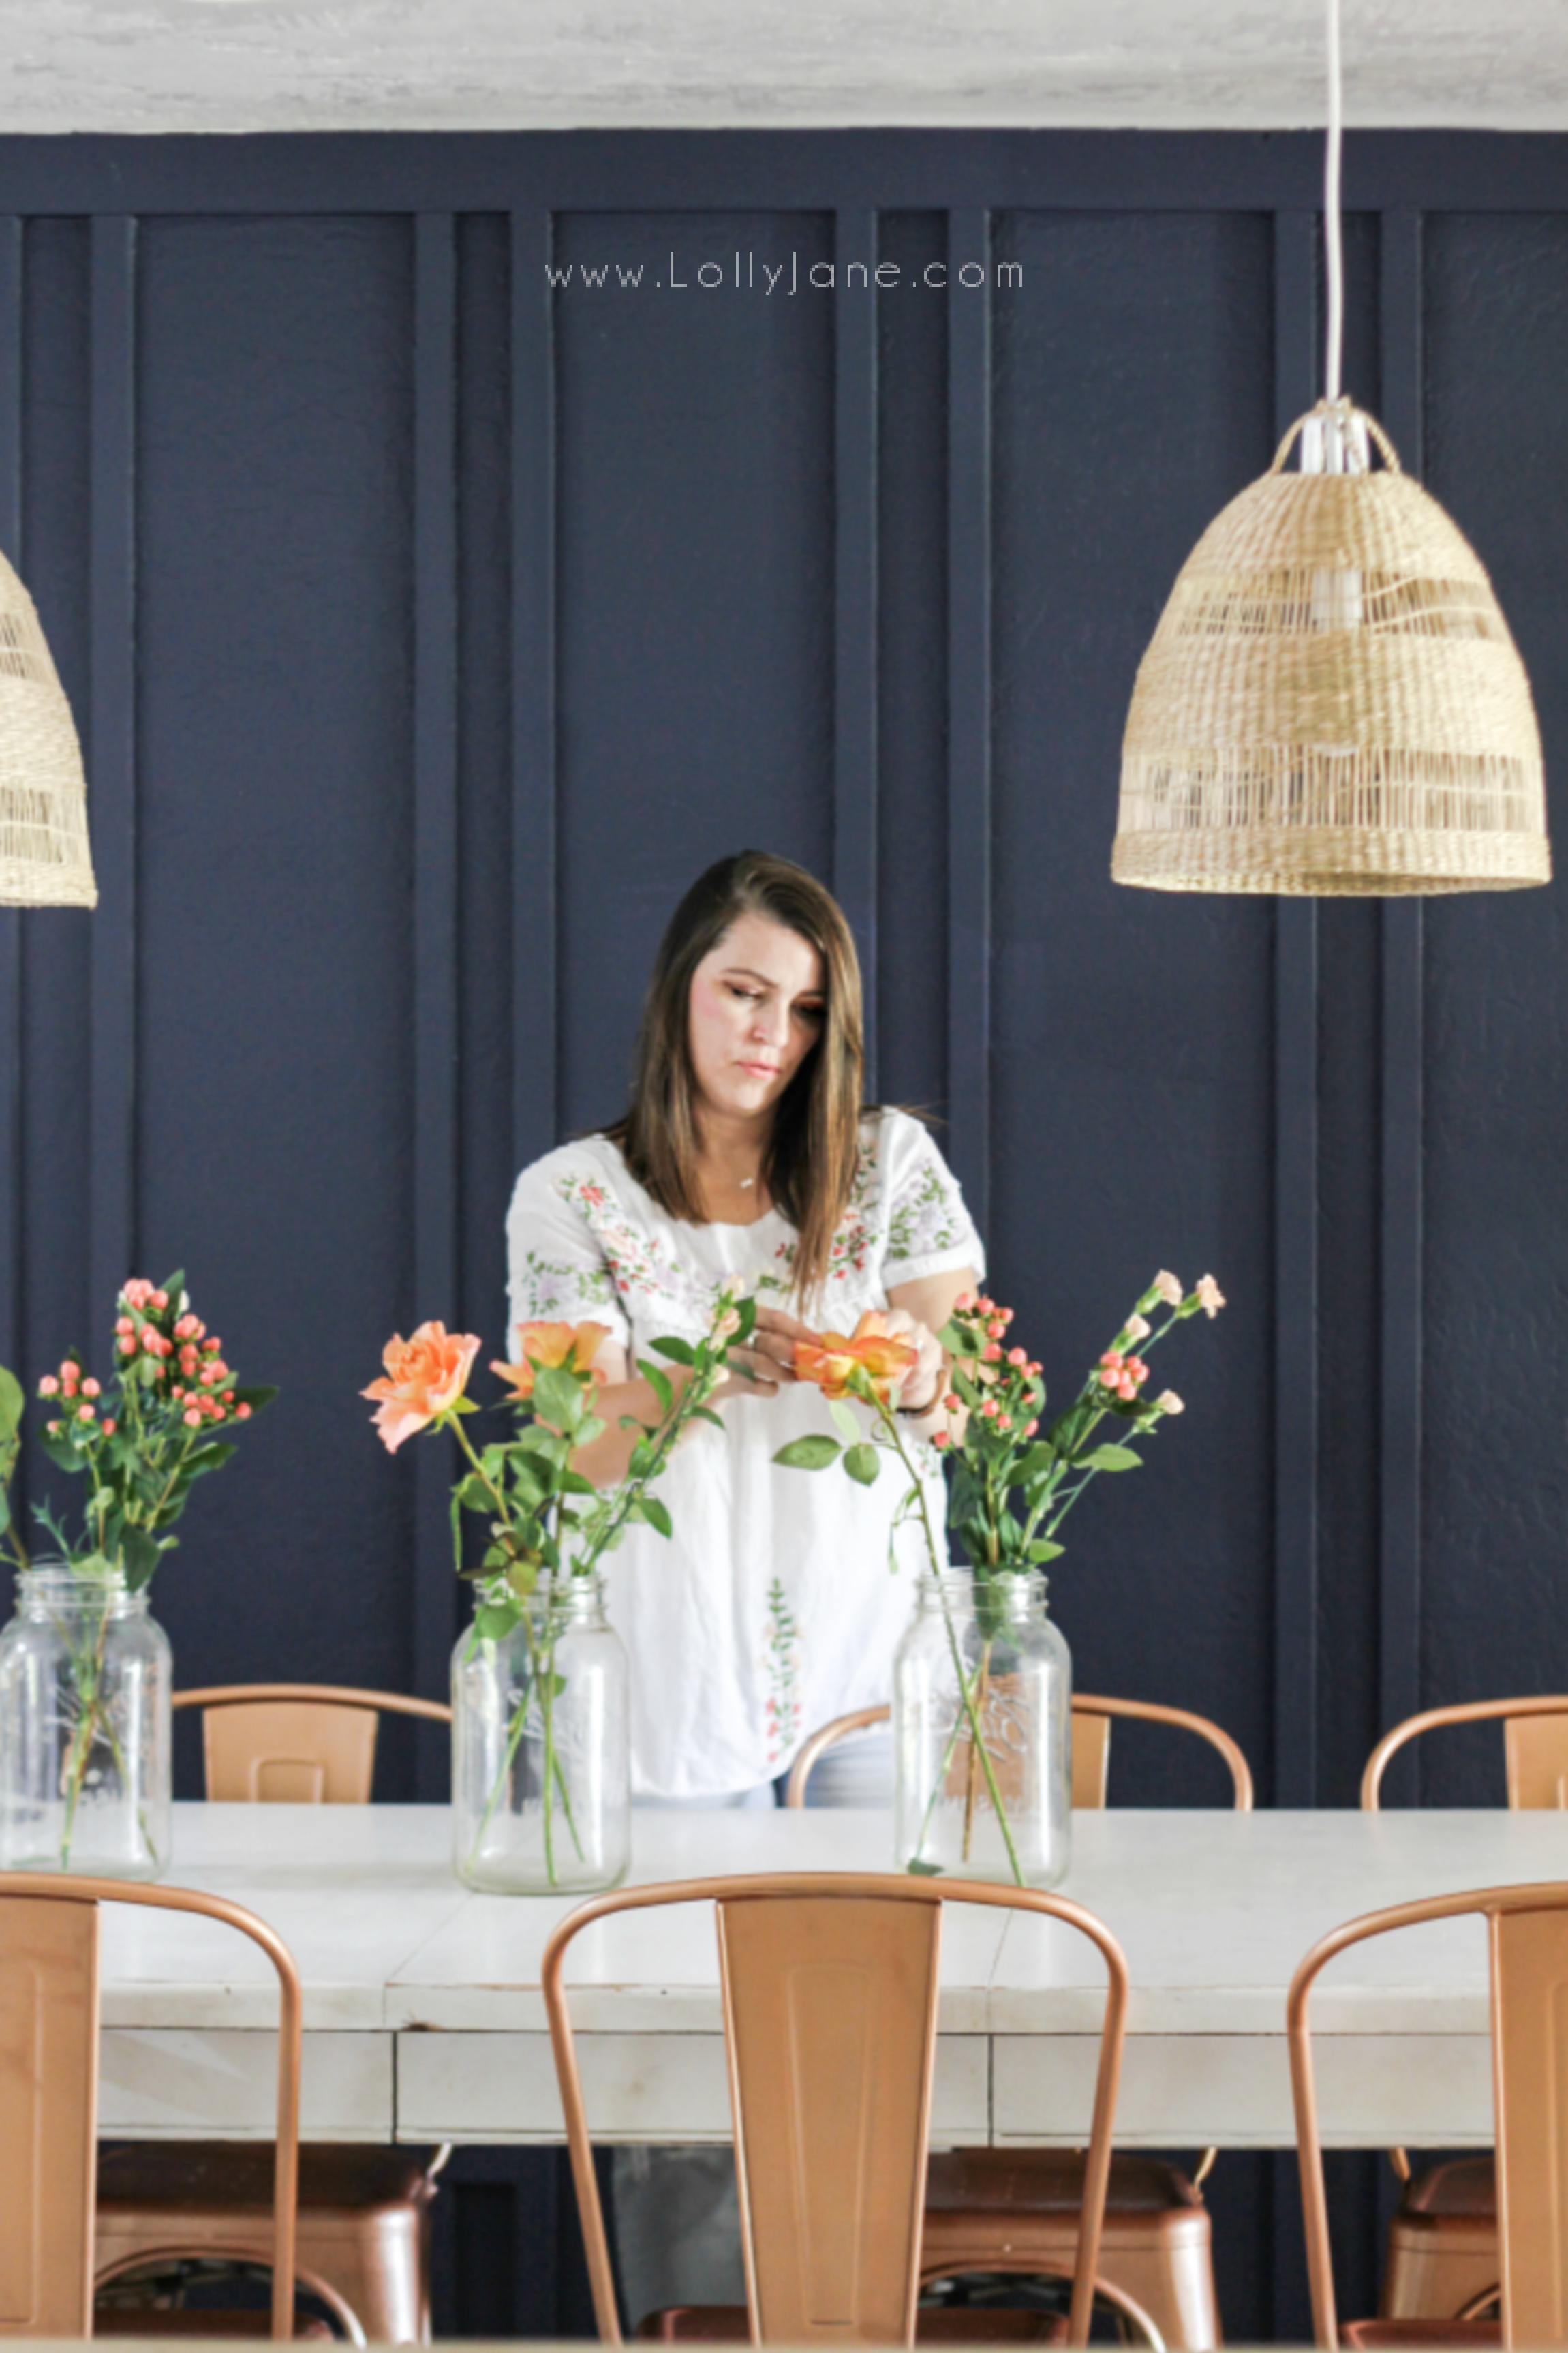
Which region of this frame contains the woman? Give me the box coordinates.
[506,851,985,2324]
[504,849,985,1806]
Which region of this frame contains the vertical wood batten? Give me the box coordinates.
[413,213,459,1740]
[510,211,557,1179]
[1271,209,1320,1812]
[946,209,991,1237]
[833,208,878,1095]
[1377,209,1425,1802]
[0,218,22,1385]
[89,217,137,1326]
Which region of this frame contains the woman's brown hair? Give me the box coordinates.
[604,851,864,1309]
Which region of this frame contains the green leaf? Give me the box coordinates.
[1014,1442,1058,1482]
[639,1495,673,1539]
[558,1469,598,1498]
[455,1472,491,1513]
[39,1429,84,1474]
[688,1406,726,1431]
[828,1399,863,1447]
[121,1528,161,1592]
[636,1363,674,1416]
[733,1295,758,1345]
[530,1365,583,1427]
[229,1384,278,1413]
[1083,1444,1142,1472]
[0,1365,24,1440]
[1026,1539,1065,1563]
[184,1442,237,1480]
[773,1435,842,1471]
[475,1600,521,1644]
[844,1443,881,1487]
[653,1337,695,1366]
[906,1857,944,1877]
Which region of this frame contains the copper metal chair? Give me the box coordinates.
[543,1871,1131,2348]
[0,1870,301,2340]
[786,1697,1252,2350]
[97,1685,454,2346]
[1287,1879,1568,2348]
[1361,1697,1568,2328]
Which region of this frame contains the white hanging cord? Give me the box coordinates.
[1324,0,1344,404]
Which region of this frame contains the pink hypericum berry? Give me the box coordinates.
[1117,1375,1137,1401]
[117,1334,136,1356]
[954,1292,975,1312]
[82,1378,100,1398]
[1126,1358,1148,1384]
[203,1337,221,1354]
[199,1364,219,1386]
[1024,1418,1039,1436]
[183,1408,202,1427]
[982,1341,1002,1363]
[932,1428,950,1449]
[121,1279,153,1309]
[141,1328,161,1353]
[1007,1346,1027,1366]
[46,1419,59,1436]
[996,1414,1012,1432]
[1100,1349,1124,1369]
[77,1404,94,1423]
[979,1398,999,1419]
[1099,1367,1122,1390]
[37,1376,58,1397]
[151,1290,168,1311]
[114,1316,134,1336]
[209,1360,228,1380]
[174,1314,199,1341]
[1028,1360,1042,1377]
[236,1403,252,1420]
[1000,1308,1015,1325]
[944,1392,961,1412]
[987,1319,1006,1339]
[102,1419,116,1436]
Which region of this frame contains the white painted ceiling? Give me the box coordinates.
[0,0,1561,137]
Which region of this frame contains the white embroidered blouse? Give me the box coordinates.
[504,1108,985,1798]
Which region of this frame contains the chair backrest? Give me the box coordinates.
[1361,1697,1568,1811]
[173,1683,452,1804]
[0,1873,302,2339]
[784,1695,1254,1812]
[543,1872,1128,2349]
[1290,1879,1568,2349]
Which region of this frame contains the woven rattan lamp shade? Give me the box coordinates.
[1113,403,1550,896]
[0,546,96,908]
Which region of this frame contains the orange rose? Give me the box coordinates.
[363,1321,481,1453]
[793,1310,919,1406]
[491,1320,612,1404]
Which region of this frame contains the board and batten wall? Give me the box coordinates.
[0,130,1564,2337]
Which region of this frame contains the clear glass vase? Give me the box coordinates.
[893,1567,1071,1889]
[452,1573,630,1894]
[0,1566,172,1879]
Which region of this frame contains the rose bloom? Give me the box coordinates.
[793,1310,919,1407]
[363,1321,483,1453]
[491,1320,612,1404]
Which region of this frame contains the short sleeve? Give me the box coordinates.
[505,1151,634,1353]
[878,1114,987,1288]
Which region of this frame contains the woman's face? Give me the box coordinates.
[687,911,826,1125]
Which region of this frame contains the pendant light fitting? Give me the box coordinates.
[1110,0,1550,898]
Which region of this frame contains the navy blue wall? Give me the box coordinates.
[1,130,1565,2337]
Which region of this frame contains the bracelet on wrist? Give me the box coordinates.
[896,1383,942,1419]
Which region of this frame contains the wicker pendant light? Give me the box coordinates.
[0,547,96,907]
[1111,3,1550,898]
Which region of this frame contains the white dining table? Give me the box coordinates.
[91,1800,1562,2151]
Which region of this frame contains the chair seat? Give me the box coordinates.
[1398,2160,1497,2223]
[96,2142,440,2345]
[95,2309,333,2339]
[1344,2322,1501,2348]
[634,2307,1066,2343]
[927,2149,1204,2219]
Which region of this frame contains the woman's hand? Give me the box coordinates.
[878,1306,946,1416]
[710,1303,808,1403]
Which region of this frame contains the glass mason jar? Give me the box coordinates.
[893,1567,1071,1889]
[0,1566,172,1879]
[452,1574,630,1895]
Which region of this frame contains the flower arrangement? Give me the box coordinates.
[0,1273,274,1874]
[365,1288,755,1885]
[6,1274,277,1589]
[775,1275,1225,1884]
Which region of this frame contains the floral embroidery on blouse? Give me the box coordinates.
[514,1247,617,1322]
[553,1168,720,1327]
[763,1575,802,1767]
[886,1149,966,1269]
[771,1137,878,1292]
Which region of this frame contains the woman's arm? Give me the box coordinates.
[566,1332,796,1489]
[884,1266,978,1442]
